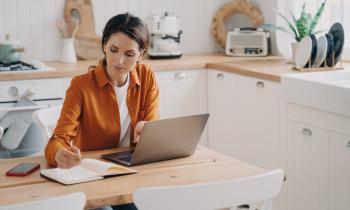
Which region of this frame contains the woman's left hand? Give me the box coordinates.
[133,121,146,143]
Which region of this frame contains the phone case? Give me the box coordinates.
[6,163,40,176]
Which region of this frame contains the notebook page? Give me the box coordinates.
[81,159,137,176]
[41,166,101,185]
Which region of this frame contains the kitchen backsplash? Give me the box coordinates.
[0,0,276,61]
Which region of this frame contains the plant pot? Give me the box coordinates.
[291,42,300,64]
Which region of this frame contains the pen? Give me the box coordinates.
[69,140,81,161]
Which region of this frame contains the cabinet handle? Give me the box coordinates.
[256,81,265,88]
[347,141,350,148]
[174,72,186,79]
[301,128,312,136]
[216,73,224,79]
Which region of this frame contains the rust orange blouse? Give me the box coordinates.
[45,62,160,166]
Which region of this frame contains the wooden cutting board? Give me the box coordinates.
[64,0,103,60]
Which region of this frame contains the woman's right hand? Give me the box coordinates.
[54,146,81,169]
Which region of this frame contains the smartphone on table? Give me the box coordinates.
[6,163,40,176]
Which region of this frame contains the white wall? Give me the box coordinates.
[257,0,279,55]
[0,0,278,61]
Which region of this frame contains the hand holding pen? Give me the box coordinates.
[54,140,81,169]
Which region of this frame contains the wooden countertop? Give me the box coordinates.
[0,147,266,208]
[207,59,298,82]
[0,52,303,82]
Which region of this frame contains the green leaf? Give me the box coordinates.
[306,13,313,32]
[289,9,298,25]
[262,24,296,38]
[273,8,299,41]
[267,1,327,41]
[288,10,299,37]
[309,0,326,34]
[296,12,309,40]
[300,3,306,19]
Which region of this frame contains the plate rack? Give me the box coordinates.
[293,52,344,72]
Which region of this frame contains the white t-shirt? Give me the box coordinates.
[113,76,131,146]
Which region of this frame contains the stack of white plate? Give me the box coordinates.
[294,22,344,69]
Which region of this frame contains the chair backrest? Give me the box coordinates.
[133,169,284,210]
[32,106,62,141]
[0,192,86,210]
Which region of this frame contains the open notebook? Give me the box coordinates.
[40,159,137,185]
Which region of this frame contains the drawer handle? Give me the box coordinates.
[256,81,265,88]
[301,128,312,136]
[174,72,186,79]
[216,73,224,79]
[347,141,350,148]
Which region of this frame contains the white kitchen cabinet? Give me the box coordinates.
[207,70,287,210]
[330,133,350,210]
[236,75,288,210]
[286,103,350,210]
[156,70,207,118]
[207,70,237,155]
[156,70,208,146]
[208,71,287,170]
[287,120,329,210]
[235,75,287,171]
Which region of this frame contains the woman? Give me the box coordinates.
[45,13,159,170]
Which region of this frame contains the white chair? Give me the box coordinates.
[32,106,62,140]
[0,192,86,210]
[133,169,284,210]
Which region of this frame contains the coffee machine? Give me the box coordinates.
[147,12,183,59]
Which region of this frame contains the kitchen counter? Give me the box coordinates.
[208,59,298,82]
[0,53,307,82]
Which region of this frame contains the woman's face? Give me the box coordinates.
[103,32,143,85]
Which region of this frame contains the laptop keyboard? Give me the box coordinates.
[117,153,133,162]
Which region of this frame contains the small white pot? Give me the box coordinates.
[61,38,77,63]
[291,42,300,64]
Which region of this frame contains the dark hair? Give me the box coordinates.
[102,13,149,57]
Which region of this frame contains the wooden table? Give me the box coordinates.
[0,147,266,209]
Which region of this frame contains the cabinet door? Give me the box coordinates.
[156,70,208,146]
[207,70,237,155]
[235,76,287,210]
[156,70,207,118]
[235,76,286,170]
[287,121,329,210]
[330,133,350,210]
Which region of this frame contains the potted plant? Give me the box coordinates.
[264,1,327,60]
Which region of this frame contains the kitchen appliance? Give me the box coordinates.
[225,28,270,56]
[0,60,54,72]
[0,38,25,63]
[0,35,53,72]
[147,12,183,59]
[0,78,64,158]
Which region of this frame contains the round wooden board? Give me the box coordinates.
[211,0,264,48]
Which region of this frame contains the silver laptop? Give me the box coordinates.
[101,113,209,166]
